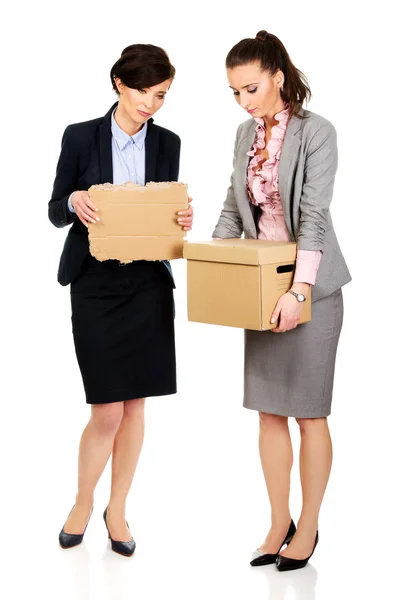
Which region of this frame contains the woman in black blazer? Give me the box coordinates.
[49,44,193,556]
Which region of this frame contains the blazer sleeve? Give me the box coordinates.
[297,123,338,252]
[48,125,79,228]
[212,125,244,238]
[169,135,181,181]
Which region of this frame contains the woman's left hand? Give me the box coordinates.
[177,197,193,231]
[270,287,308,333]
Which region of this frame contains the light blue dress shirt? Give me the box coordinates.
[68,110,147,211]
[111,111,147,185]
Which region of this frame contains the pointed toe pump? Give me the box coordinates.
[103,508,136,557]
[276,531,319,571]
[59,506,93,549]
[250,519,296,567]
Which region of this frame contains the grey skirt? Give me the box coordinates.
[244,288,344,418]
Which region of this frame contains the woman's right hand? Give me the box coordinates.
[71,191,100,227]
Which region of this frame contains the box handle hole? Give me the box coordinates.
[276,264,294,274]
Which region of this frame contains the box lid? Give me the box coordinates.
[183,239,297,265]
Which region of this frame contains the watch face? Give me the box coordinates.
[298,294,305,302]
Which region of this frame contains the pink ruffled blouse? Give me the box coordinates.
[246,106,321,285]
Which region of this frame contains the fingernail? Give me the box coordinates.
[178,212,183,215]
[271,317,276,323]
[96,217,100,221]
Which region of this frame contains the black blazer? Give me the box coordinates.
[49,102,181,286]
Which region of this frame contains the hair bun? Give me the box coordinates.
[255,30,269,41]
[121,46,133,58]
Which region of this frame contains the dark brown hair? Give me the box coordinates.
[110,44,176,94]
[226,30,311,118]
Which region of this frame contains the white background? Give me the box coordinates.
[2,1,399,598]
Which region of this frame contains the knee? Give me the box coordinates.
[123,397,145,419]
[259,412,288,430]
[90,403,124,436]
[296,417,327,434]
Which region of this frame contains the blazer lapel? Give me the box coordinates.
[99,103,117,184]
[278,113,302,239]
[235,121,258,238]
[144,119,159,184]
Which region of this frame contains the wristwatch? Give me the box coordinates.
[288,290,306,302]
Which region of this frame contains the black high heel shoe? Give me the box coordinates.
[250,519,296,566]
[276,531,319,571]
[103,508,136,557]
[59,505,93,549]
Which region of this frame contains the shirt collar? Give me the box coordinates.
[254,103,290,129]
[111,109,148,151]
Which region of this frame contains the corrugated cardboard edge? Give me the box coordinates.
[88,181,188,205]
[89,236,185,262]
[89,181,188,192]
[89,241,109,262]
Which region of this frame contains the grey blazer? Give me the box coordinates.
[212,108,351,302]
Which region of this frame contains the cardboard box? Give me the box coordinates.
[183,239,312,331]
[87,182,188,262]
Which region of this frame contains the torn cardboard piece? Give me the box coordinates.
[88,182,188,262]
[183,239,312,331]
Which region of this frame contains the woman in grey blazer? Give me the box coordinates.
[213,31,351,571]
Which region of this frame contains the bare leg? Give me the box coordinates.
[105,398,145,541]
[63,402,124,534]
[280,417,332,559]
[257,413,294,554]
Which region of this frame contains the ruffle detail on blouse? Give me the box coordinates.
[247,105,290,206]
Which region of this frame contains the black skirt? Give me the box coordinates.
[70,257,176,404]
